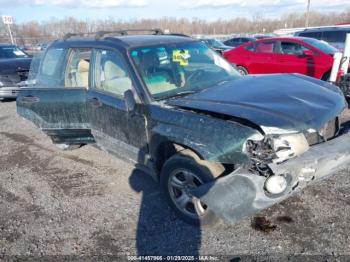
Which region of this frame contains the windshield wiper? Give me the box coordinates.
[166,90,198,99]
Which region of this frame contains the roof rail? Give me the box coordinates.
[95,28,164,39]
[63,32,97,40]
[168,33,191,38]
[63,28,164,41]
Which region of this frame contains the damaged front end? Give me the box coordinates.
[191,119,350,224]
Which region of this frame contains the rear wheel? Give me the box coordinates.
[237,66,248,76]
[160,149,224,226]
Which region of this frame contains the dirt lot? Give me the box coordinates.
[0,100,349,261]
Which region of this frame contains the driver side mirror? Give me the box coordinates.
[124,90,136,113]
[302,50,314,56]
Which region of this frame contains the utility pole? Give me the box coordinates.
[305,0,311,28]
[7,24,14,44]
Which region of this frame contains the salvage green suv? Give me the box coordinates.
[17,29,350,226]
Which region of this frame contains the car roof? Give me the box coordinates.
[112,35,195,47]
[298,26,350,33]
[0,43,16,47]
[248,36,314,42]
[229,36,256,39]
[50,34,196,50]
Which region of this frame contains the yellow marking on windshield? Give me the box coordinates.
[172,50,190,66]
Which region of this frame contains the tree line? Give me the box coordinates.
[0,9,349,44]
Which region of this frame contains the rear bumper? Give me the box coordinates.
[191,131,350,224]
[0,86,20,99]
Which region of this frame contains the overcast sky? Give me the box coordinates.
[0,0,348,22]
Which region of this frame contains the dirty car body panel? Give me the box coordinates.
[16,33,350,224]
[17,87,93,144]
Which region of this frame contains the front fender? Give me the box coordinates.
[149,117,260,164]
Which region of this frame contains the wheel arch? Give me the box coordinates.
[236,65,249,74]
[150,136,206,175]
[148,119,257,177]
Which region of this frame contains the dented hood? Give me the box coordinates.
[168,74,347,133]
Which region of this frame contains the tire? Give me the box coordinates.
[236,66,248,76]
[55,144,82,151]
[160,149,225,226]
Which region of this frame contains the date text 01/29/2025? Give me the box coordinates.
[126,255,219,261]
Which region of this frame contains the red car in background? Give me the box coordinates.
[223,37,339,80]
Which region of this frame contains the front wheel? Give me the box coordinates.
[160,150,224,226]
[236,66,249,76]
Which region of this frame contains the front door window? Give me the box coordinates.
[92,49,133,97]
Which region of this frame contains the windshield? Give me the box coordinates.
[303,38,338,54]
[131,42,240,100]
[0,46,29,59]
[205,39,226,47]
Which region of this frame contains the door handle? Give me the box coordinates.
[20,96,40,104]
[90,98,102,107]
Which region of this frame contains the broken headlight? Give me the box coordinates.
[246,133,309,165]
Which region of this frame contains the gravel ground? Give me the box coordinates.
[0,100,349,261]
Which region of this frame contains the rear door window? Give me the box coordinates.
[37,47,67,87]
[279,41,312,55]
[64,48,92,88]
[41,48,65,77]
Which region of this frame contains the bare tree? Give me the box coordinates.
[1,9,349,44]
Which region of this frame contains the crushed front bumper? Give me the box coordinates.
[0,86,20,99]
[191,132,350,224]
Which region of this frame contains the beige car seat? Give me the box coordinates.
[139,51,177,95]
[102,60,132,96]
[76,59,90,88]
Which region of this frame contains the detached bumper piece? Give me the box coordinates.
[191,132,350,224]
